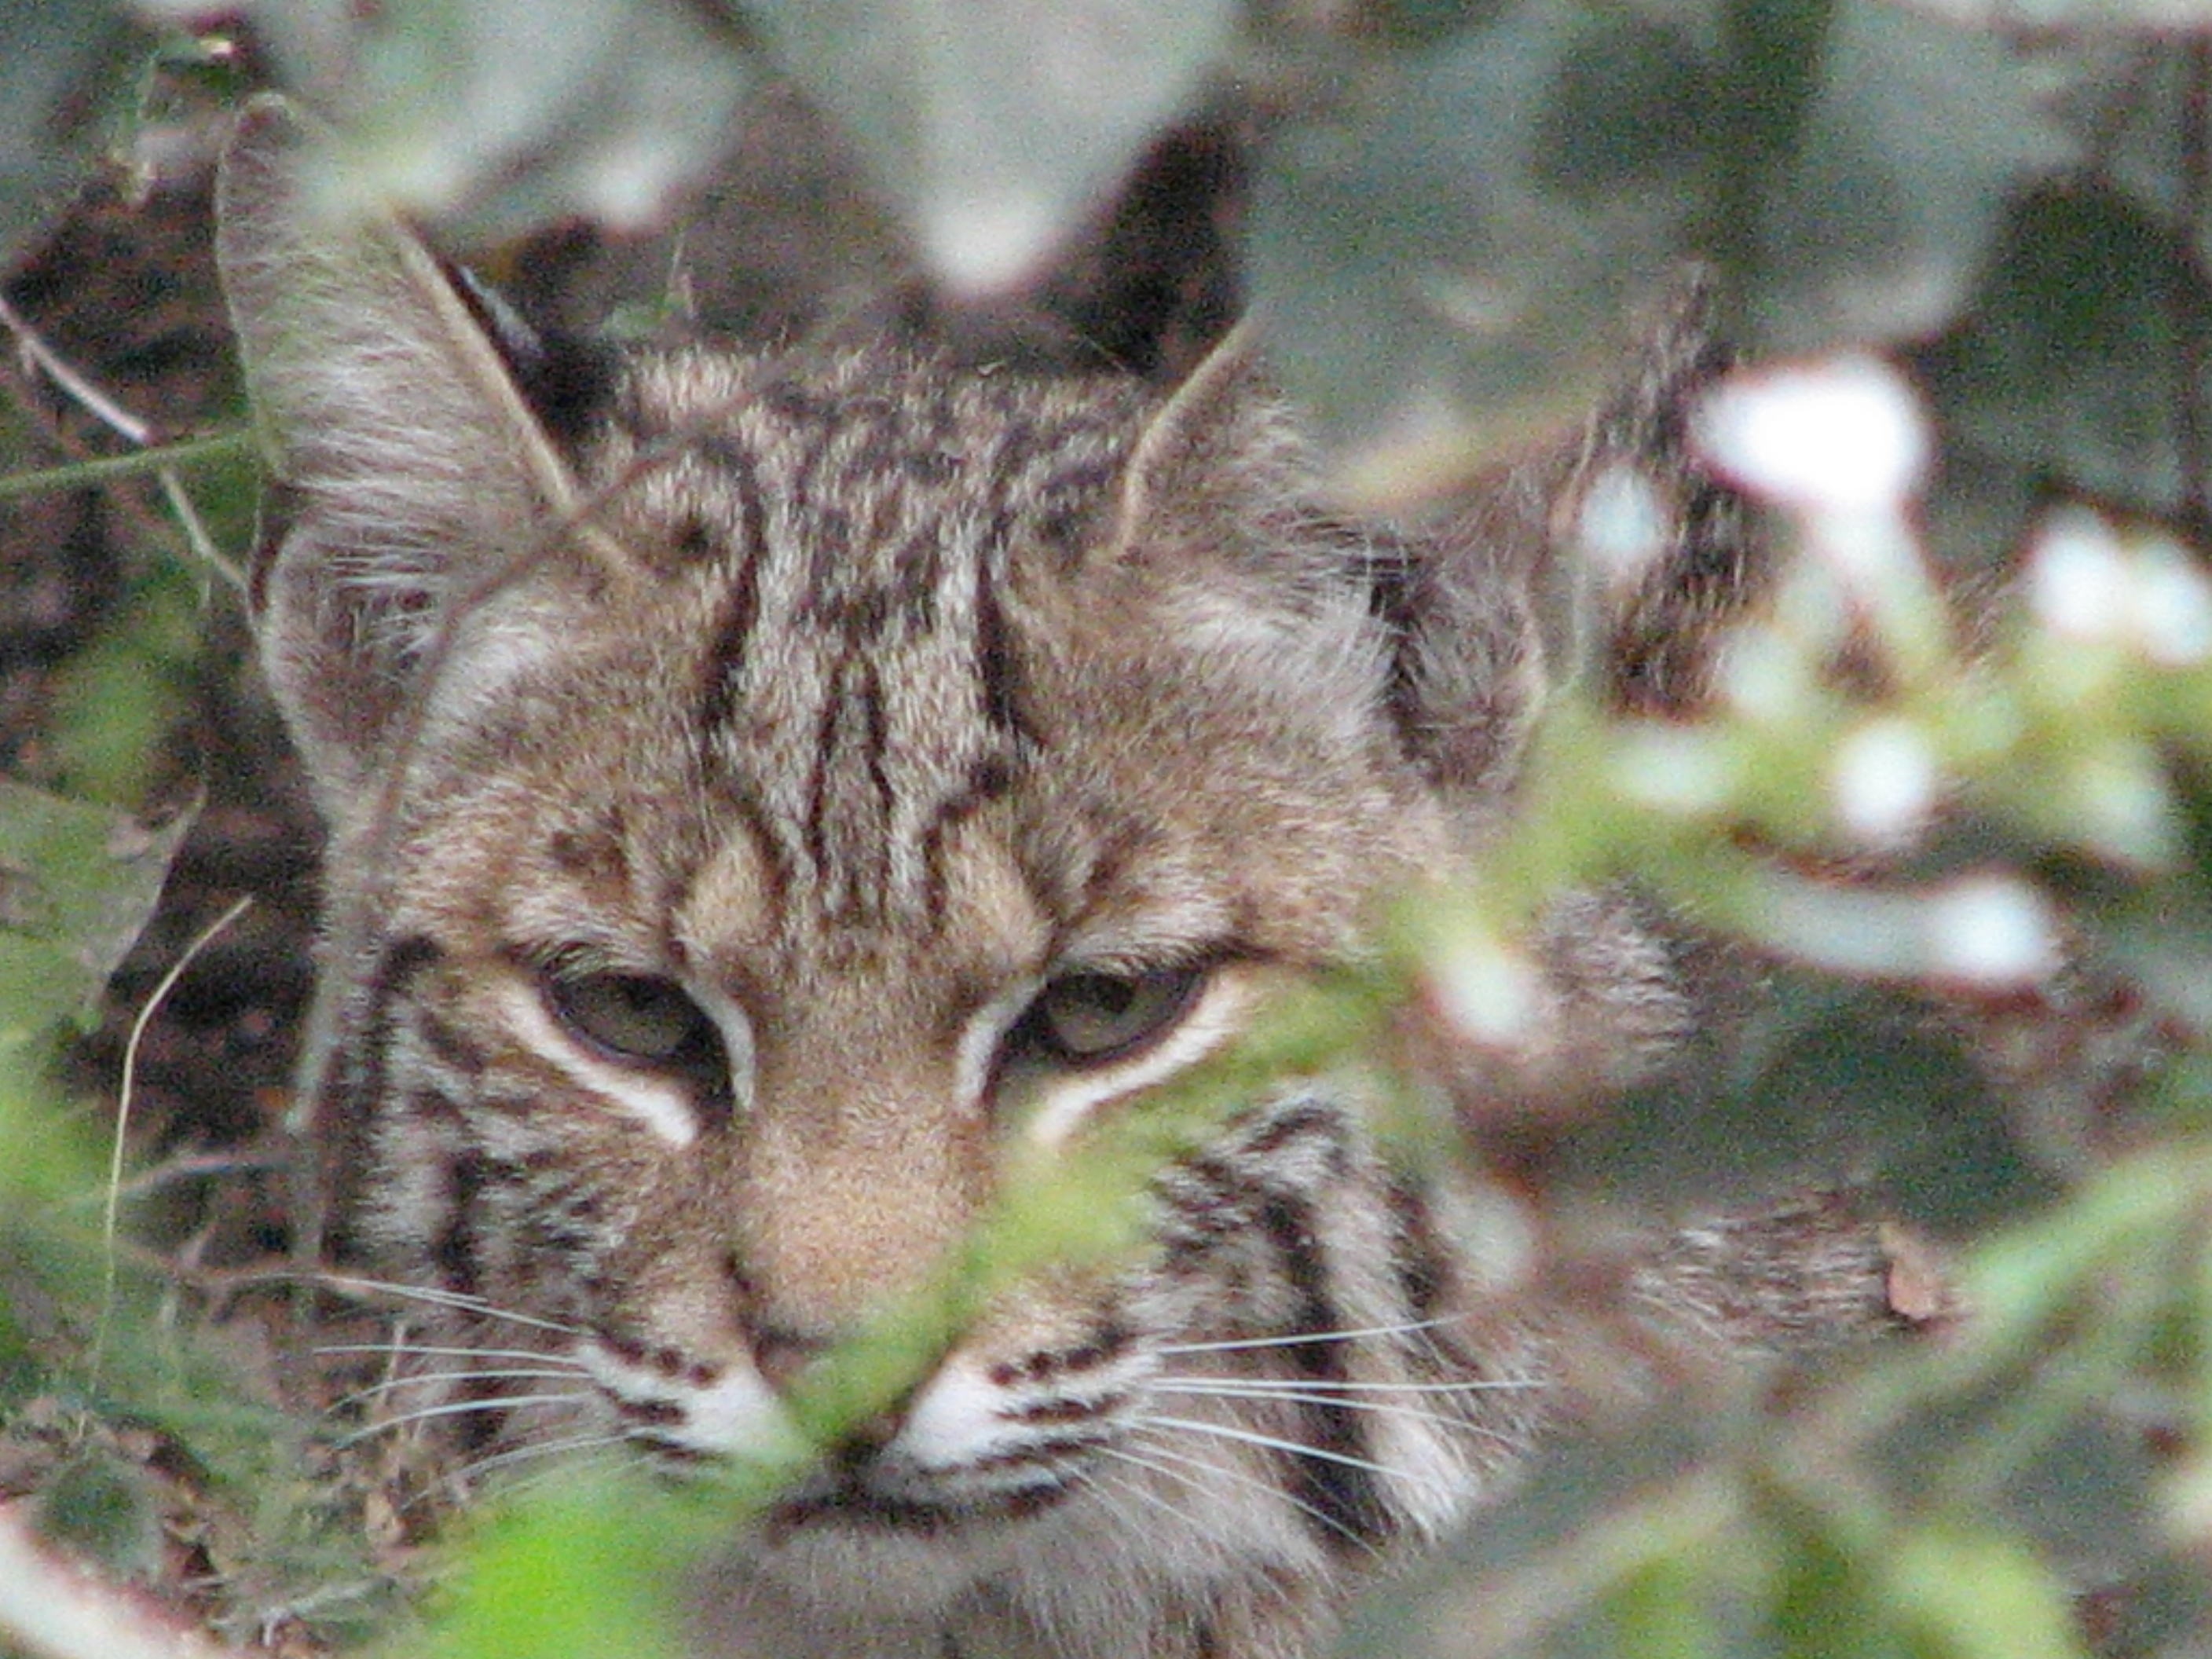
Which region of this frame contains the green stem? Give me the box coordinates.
[0,430,255,503]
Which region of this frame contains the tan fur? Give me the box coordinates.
[218,97,1894,1659]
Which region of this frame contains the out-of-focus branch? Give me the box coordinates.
[0,1501,255,1659]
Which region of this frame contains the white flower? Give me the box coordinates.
[1833,718,1939,845]
[1925,875,2060,987]
[1697,356,1928,520]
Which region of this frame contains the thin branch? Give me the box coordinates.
[101,1147,291,1203]
[93,897,255,1379]
[0,292,249,594]
[0,293,154,442]
[0,434,254,503]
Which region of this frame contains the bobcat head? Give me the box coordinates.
[218,94,1683,1658]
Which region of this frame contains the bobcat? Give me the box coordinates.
[216,96,1885,1659]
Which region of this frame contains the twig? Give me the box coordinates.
[0,292,248,594]
[0,293,155,443]
[93,896,255,1379]
[0,434,254,503]
[103,1147,291,1203]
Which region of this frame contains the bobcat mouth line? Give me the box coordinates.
[621,1423,1082,1533]
[764,1473,1074,1536]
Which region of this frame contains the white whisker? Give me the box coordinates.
[1152,1379,1521,1444]
[316,1342,589,1368]
[466,1436,633,1487]
[1142,1414,1451,1499]
[1157,1317,1459,1358]
[404,1432,637,1512]
[1084,1445,1213,1534]
[317,1274,588,1338]
[1161,1372,1540,1396]
[335,1390,591,1448]
[332,1368,588,1411]
[1117,1432,1384,1558]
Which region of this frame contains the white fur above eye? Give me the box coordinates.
[957,978,1043,1115]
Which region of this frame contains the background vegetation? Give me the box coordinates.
[6,1,2212,1656]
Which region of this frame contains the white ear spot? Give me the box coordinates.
[416,600,567,741]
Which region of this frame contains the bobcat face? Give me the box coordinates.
[219,96,1574,1654]
[333,340,1510,1541]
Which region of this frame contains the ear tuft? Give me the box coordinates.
[1111,321,1549,819]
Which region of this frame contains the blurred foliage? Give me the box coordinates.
[0,778,191,1052]
[5,2,2212,1658]
[0,3,141,266]
[748,0,1237,290]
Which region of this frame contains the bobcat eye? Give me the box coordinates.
[1017,966,1203,1065]
[545,968,715,1068]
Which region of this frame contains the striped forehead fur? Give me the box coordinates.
[500,342,1409,936]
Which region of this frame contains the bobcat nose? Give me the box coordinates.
[749,1322,833,1393]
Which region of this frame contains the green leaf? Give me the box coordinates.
[1882,1525,2089,1659]
[0,781,196,1051]
[1917,185,2200,521]
[1765,1503,1903,1659]
[1332,1416,1738,1659]
[1737,0,2066,350]
[32,1452,164,1584]
[1251,1,1719,498]
[748,0,1234,291]
[0,2,137,266]
[1529,976,2054,1232]
[272,0,755,240]
[420,1469,706,1659]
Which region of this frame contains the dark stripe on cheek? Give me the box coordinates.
[701,522,764,735]
[324,934,443,1261]
[1258,1194,1397,1550]
[1386,1174,1452,1324]
[1236,1102,1345,1165]
[432,1146,491,1297]
[417,1005,489,1075]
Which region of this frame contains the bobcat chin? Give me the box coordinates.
[219,94,1795,1659]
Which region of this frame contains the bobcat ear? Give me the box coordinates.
[216,94,588,818]
[1122,320,1549,819]
[1382,492,1551,817]
[1108,320,1298,555]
